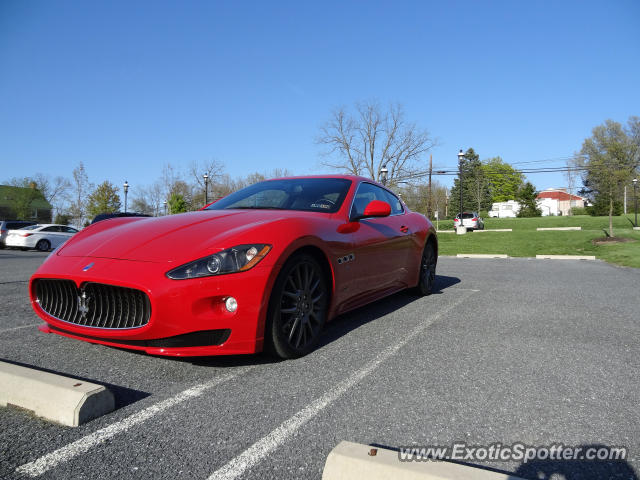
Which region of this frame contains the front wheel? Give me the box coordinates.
[415,242,437,296]
[266,254,329,359]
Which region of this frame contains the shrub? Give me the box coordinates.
[53,213,72,225]
[570,207,588,215]
[587,195,623,216]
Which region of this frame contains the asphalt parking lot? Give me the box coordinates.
[1,249,639,480]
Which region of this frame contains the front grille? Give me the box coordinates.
[35,279,151,329]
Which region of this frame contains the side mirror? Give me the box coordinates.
[361,200,391,219]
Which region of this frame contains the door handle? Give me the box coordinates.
[400,225,409,234]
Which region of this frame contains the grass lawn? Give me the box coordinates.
[436,215,640,268]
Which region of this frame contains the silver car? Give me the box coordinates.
[453,212,485,230]
[5,224,79,251]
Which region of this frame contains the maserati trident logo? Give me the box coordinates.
[77,291,91,318]
[82,262,94,272]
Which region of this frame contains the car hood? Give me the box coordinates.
[58,209,312,264]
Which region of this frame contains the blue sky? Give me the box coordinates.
[1,0,639,196]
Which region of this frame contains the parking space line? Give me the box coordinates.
[207,291,476,480]
[16,366,256,477]
[0,323,42,334]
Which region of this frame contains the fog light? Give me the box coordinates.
[225,297,238,312]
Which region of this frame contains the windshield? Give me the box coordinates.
[206,178,352,213]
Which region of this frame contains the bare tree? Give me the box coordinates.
[189,159,225,207]
[32,173,72,218]
[317,101,437,183]
[189,159,225,190]
[69,162,93,226]
[565,158,578,216]
[396,179,447,217]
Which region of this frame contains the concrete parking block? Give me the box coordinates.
[322,441,524,480]
[456,254,509,259]
[436,230,455,233]
[536,254,596,260]
[0,361,114,427]
[472,229,513,233]
[536,227,582,231]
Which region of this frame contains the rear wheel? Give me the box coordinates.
[415,242,437,296]
[36,239,51,252]
[266,254,328,359]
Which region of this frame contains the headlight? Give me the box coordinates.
[166,244,271,280]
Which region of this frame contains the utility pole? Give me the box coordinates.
[458,149,465,219]
[427,154,433,219]
[624,186,627,215]
[445,188,449,218]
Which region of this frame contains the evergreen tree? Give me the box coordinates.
[168,193,187,214]
[516,182,542,217]
[87,181,121,217]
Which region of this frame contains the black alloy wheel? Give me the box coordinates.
[267,254,328,359]
[36,239,51,252]
[416,242,436,296]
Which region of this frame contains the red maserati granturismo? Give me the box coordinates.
[29,176,437,358]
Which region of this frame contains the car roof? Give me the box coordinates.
[265,174,375,183]
[30,224,74,229]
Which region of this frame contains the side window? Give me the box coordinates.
[41,226,58,232]
[350,183,403,218]
[64,227,79,233]
[382,189,404,215]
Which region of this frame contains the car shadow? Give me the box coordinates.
[125,274,461,368]
[316,274,461,351]
[367,442,637,480]
[0,358,150,411]
[514,444,637,479]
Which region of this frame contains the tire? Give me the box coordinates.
[266,253,329,359]
[415,242,437,296]
[36,239,51,252]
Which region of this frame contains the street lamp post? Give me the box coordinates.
[634,178,638,227]
[163,200,167,216]
[457,149,465,220]
[379,164,388,186]
[123,181,129,213]
[203,173,209,206]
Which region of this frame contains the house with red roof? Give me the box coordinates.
[536,188,586,216]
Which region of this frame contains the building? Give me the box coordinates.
[536,188,586,216]
[488,200,521,218]
[0,184,53,222]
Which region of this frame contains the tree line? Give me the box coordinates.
[3,161,292,227]
[4,100,637,230]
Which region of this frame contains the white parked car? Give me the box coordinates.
[5,224,79,251]
[453,212,485,230]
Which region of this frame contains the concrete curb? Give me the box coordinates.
[322,441,524,480]
[536,255,596,260]
[472,229,513,232]
[457,254,509,259]
[0,361,114,426]
[536,227,581,231]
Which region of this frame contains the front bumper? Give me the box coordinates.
[30,255,278,356]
